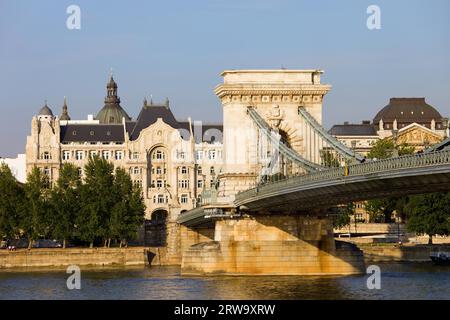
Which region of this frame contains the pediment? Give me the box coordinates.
[389,123,443,145]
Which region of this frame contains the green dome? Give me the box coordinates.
[96,104,131,124]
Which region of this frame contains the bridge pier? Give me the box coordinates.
[181,215,365,275]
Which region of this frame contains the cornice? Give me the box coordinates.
[214,84,331,98]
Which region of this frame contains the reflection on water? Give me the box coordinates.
[0,263,448,300]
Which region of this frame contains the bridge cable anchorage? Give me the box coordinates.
[297,106,365,162]
[247,106,323,173]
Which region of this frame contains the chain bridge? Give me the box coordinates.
[176,70,450,276]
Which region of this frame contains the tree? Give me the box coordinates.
[320,150,340,167]
[109,167,145,247]
[406,192,450,244]
[0,164,25,239]
[23,167,51,249]
[365,198,397,223]
[333,202,355,229]
[76,156,115,248]
[367,138,415,160]
[50,163,81,248]
[366,139,415,222]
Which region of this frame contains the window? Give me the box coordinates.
[153,150,165,160]
[157,194,165,204]
[62,151,70,161]
[115,151,123,160]
[197,166,202,175]
[180,194,188,204]
[179,180,189,189]
[210,166,215,175]
[132,152,139,160]
[156,180,163,188]
[156,167,162,174]
[196,150,203,160]
[197,180,203,188]
[102,151,110,160]
[43,167,50,176]
[76,151,84,160]
[78,168,82,176]
[181,166,188,174]
[210,180,214,187]
[178,151,186,160]
[208,150,216,160]
[89,151,97,158]
[133,180,142,188]
[43,152,51,160]
[133,167,140,175]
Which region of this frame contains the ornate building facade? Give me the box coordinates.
[25,76,224,250]
[329,97,448,155]
[330,97,448,223]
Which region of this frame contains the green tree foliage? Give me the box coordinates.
[366,139,415,222]
[50,163,81,248]
[23,167,51,248]
[110,168,146,247]
[320,150,340,167]
[365,198,397,223]
[367,138,415,160]
[0,164,25,239]
[406,192,450,244]
[76,156,115,248]
[333,202,355,229]
[0,157,146,249]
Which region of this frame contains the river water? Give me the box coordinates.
[0,262,448,300]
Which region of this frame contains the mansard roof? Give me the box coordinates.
[329,123,377,136]
[129,105,180,140]
[60,124,125,143]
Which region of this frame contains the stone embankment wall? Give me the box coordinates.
[0,247,178,269]
[359,244,450,262]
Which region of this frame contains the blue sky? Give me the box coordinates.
[0,0,449,156]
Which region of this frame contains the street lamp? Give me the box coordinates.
[442,118,449,138]
[392,129,399,157]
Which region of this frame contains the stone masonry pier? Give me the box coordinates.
[181,215,365,275]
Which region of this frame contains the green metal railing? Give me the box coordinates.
[235,149,450,203]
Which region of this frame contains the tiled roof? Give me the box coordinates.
[61,124,124,142]
[329,124,377,136]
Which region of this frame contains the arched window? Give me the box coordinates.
[153,150,165,160]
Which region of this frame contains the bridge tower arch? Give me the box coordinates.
[214,70,331,198]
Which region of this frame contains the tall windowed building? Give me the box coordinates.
[25,76,224,247]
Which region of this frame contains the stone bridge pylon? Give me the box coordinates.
[178,70,366,275]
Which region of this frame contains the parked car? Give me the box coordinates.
[33,239,63,248]
[0,240,7,249]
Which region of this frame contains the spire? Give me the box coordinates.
[96,73,131,124]
[143,97,148,107]
[105,73,119,103]
[60,96,71,121]
[165,97,170,109]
